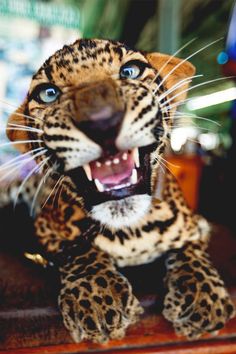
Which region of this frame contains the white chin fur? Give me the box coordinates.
[90,194,152,229]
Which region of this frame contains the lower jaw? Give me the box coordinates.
[83,179,150,208]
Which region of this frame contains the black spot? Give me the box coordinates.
[190,313,201,322]
[113,46,123,60]
[64,206,74,222]
[105,270,114,278]
[80,281,92,292]
[105,295,113,305]
[188,283,197,292]
[194,271,204,282]
[68,307,75,321]
[121,292,129,307]
[177,275,192,287]
[103,228,115,240]
[226,304,234,315]
[116,230,129,242]
[93,295,102,304]
[142,213,178,234]
[79,299,91,309]
[78,310,84,319]
[206,304,211,311]
[44,65,53,80]
[200,299,207,307]
[179,285,187,293]
[216,309,222,316]
[85,316,97,330]
[202,319,210,328]
[105,309,116,325]
[211,293,218,302]
[181,264,193,273]
[185,294,194,306]
[213,322,224,330]
[71,287,80,298]
[77,39,97,51]
[95,277,108,288]
[115,283,123,293]
[202,266,211,276]
[201,283,211,293]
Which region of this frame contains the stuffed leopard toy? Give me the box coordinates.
[0,39,235,343]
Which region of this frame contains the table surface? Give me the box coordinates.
[0,206,236,353]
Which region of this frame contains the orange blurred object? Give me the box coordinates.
[166,155,203,210]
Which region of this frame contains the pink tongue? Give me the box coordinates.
[90,151,134,185]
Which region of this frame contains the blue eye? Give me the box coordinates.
[31,83,61,104]
[38,86,60,103]
[120,62,141,79]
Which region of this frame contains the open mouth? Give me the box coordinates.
[66,144,157,207]
[87,148,139,192]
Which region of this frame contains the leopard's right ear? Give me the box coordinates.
[146,52,196,104]
[6,99,29,153]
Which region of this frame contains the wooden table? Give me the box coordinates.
[0,206,236,353]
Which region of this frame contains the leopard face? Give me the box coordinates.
[7,39,194,228]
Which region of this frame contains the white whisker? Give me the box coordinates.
[162,76,235,107]
[156,37,223,90]
[0,147,45,172]
[152,37,197,84]
[164,97,192,111]
[0,149,47,183]
[158,154,180,168]
[169,124,215,132]
[6,127,43,134]
[0,140,43,149]
[164,114,221,127]
[14,156,50,208]
[30,164,53,216]
[56,177,66,207]
[8,123,43,133]
[155,156,173,175]
[41,174,64,209]
[52,175,66,209]
[0,99,20,110]
[158,75,203,99]
[0,102,43,122]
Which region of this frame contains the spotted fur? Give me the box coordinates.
[1,38,235,343]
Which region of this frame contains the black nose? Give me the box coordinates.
[76,110,125,154]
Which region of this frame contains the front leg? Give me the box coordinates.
[163,241,235,339]
[57,241,143,343]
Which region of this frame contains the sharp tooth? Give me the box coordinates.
[94,178,105,192]
[122,153,128,160]
[96,161,102,167]
[113,158,120,164]
[132,148,140,168]
[130,168,138,184]
[105,160,111,166]
[83,164,92,181]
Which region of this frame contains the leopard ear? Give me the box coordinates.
[146,53,196,103]
[6,99,29,153]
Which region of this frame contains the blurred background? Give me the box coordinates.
[0,0,236,232]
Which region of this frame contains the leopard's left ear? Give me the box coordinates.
[146,53,196,103]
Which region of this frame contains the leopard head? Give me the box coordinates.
[7,39,195,228]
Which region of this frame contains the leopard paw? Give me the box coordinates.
[163,266,235,339]
[59,269,143,343]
